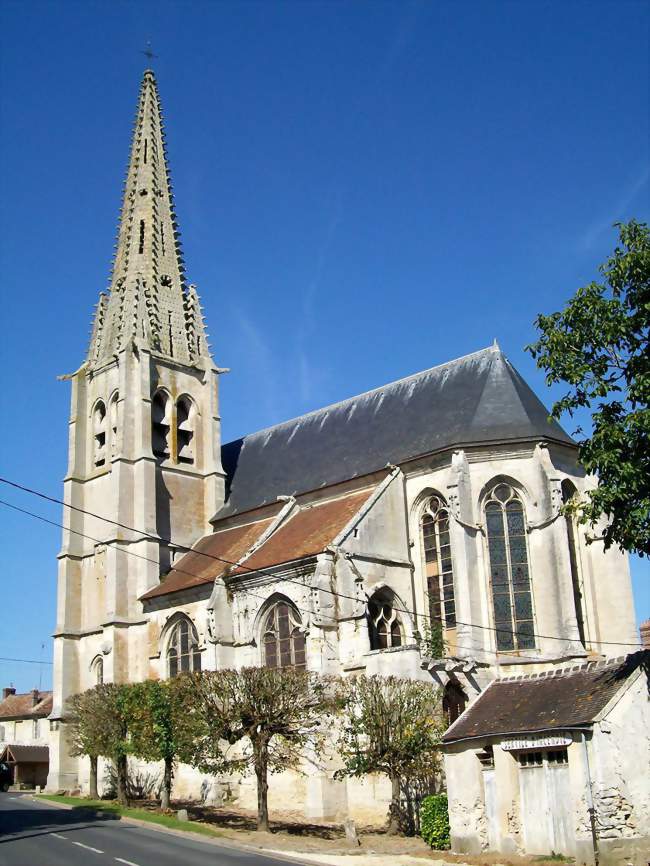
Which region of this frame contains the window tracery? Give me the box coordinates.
[261,601,306,669]
[420,495,456,631]
[166,616,201,678]
[367,589,404,650]
[484,482,536,651]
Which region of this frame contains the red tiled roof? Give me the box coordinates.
[232,489,374,575]
[0,691,53,721]
[443,651,649,744]
[140,518,275,600]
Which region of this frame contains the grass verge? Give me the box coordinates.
[35,794,222,838]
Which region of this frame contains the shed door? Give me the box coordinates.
[518,750,572,856]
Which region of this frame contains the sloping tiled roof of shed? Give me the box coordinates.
[231,488,374,575]
[140,518,275,600]
[443,651,649,744]
[0,744,49,763]
[218,346,573,519]
[0,691,53,721]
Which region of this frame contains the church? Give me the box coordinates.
[46,70,639,837]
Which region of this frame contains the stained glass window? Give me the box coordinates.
[166,617,202,677]
[485,483,536,651]
[261,601,306,670]
[420,496,456,631]
[368,590,404,650]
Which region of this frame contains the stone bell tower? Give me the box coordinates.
[47,70,225,789]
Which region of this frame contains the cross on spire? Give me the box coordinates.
[141,41,157,63]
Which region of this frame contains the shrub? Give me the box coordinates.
[420,793,450,849]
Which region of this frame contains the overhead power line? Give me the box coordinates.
[0,477,643,652]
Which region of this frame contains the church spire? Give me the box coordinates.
[88,69,211,367]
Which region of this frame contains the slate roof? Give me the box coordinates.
[0,691,53,721]
[140,518,275,600]
[218,346,573,519]
[443,651,649,744]
[0,745,49,764]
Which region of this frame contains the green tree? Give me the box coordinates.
[66,684,130,804]
[527,220,650,556]
[336,675,444,835]
[122,678,198,809]
[185,667,337,831]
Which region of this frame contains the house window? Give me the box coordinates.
[368,590,404,650]
[420,496,456,630]
[166,617,201,678]
[261,601,306,670]
[476,746,494,768]
[562,480,586,647]
[152,391,170,459]
[518,751,544,768]
[485,483,536,652]
[176,396,195,464]
[517,748,567,768]
[93,401,107,467]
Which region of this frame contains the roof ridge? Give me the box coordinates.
[225,345,499,446]
[498,654,631,683]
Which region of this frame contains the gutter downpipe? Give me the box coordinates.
[581,731,599,866]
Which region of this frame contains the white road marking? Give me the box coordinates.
[72,841,104,853]
[115,859,140,866]
[51,832,68,839]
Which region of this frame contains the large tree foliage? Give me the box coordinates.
[121,678,198,809]
[336,676,444,835]
[66,684,130,804]
[527,220,650,556]
[184,667,337,831]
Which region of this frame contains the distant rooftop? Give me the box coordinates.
[217,345,574,519]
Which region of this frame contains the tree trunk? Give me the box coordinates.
[387,774,401,835]
[253,737,270,832]
[116,754,128,806]
[161,756,173,810]
[89,756,99,800]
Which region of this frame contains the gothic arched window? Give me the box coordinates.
[420,496,456,631]
[368,589,404,650]
[261,601,306,670]
[484,482,536,652]
[443,680,468,726]
[562,480,587,647]
[176,395,195,464]
[91,656,104,686]
[92,401,107,467]
[152,391,170,459]
[166,617,202,678]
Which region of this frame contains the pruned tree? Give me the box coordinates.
[122,677,198,809]
[184,667,338,831]
[335,675,444,835]
[527,219,650,556]
[66,683,130,804]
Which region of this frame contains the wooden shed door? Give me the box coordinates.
[518,750,572,856]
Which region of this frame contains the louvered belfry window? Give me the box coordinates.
[420,496,456,630]
[485,483,536,651]
[262,602,306,670]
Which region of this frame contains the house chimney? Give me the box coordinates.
[640,619,650,649]
[31,689,39,706]
[2,686,16,700]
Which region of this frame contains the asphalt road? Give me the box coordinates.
[0,794,308,866]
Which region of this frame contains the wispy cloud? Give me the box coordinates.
[232,307,280,422]
[579,164,650,252]
[295,193,343,405]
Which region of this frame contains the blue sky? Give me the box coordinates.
[0,0,648,691]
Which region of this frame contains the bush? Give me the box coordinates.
[420,793,450,849]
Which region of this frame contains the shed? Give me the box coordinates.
[0,744,49,789]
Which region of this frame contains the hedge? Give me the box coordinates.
[419,793,450,849]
